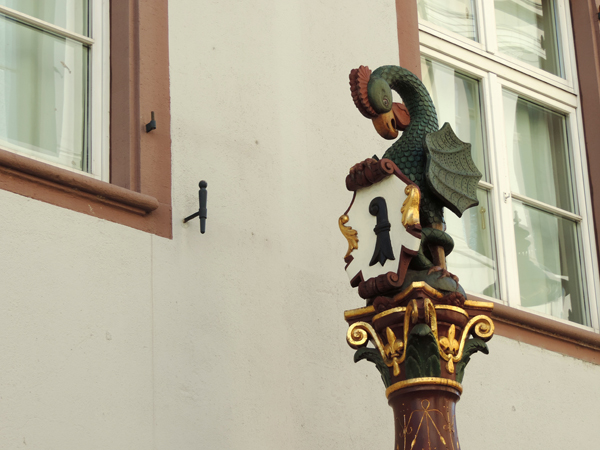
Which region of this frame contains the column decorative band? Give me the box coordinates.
[385,377,463,398]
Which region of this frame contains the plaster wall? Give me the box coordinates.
[0,0,599,449]
[0,191,154,449]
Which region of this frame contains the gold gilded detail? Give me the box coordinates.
[424,298,438,341]
[421,300,494,374]
[439,324,460,374]
[401,415,413,450]
[389,299,419,376]
[385,377,463,398]
[344,305,375,321]
[383,327,404,376]
[373,306,407,322]
[434,305,469,318]
[435,313,495,373]
[339,214,359,258]
[347,322,380,348]
[354,300,419,376]
[463,300,494,311]
[346,322,387,361]
[442,406,458,450]
[401,185,421,228]
[347,296,494,382]
[391,281,444,303]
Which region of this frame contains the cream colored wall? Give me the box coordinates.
[0,191,154,449]
[1,0,600,449]
[159,1,401,448]
[459,335,600,449]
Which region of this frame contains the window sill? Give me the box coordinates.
[0,146,171,238]
[0,147,158,213]
[468,293,600,364]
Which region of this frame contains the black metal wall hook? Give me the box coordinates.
[183,181,208,233]
[146,111,157,133]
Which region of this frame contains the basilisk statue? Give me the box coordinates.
[342,65,494,450]
[349,65,482,298]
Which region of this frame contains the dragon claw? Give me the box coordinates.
[440,291,465,307]
[427,266,459,283]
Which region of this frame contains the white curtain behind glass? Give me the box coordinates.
[0,1,87,170]
[504,92,570,319]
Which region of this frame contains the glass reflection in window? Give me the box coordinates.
[494,0,562,76]
[503,91,573,211]
[418,0,478,42]
[421,58,498,298]
[513,201,588,325]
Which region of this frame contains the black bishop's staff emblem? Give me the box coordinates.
[368,197,395,266]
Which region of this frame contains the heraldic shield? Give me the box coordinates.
[339,158,422,300]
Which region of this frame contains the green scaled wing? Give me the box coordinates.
[424,123,482,217]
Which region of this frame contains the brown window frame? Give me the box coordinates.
[0,0,172,239]
[394,0,600,360]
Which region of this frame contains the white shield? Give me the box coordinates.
[341,163,421,295]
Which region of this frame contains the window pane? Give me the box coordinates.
[503,90,572,211]
[494,0,562,76]
[0,0,89,36]
[513,201,587,325]
[418,0,478,41]
[446,188,499,298]
[0,15,89,171]
[421,58,487,180]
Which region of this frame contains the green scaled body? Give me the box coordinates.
[372,65,445,227]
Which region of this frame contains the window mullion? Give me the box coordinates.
[487,72,520,307]
[0,5,94,45]
[554,0,572,86]
[510,193,581,222]
[473,0,486,49]
[480,0,497,55]
[567,109,600,331]
[88,0,109,180]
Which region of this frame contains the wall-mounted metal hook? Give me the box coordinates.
[146,111,157,133]
[183,181,208,233]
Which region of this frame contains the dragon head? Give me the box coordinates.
[349,65,410,140]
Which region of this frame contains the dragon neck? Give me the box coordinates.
[372,66,439,159]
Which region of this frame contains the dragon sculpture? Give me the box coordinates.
[349,65,482,290]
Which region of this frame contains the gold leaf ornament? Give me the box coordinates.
[439,324,459,355]
[439,324,460,374]
[339,215,359,258]
[384,327,404,376]
[401,185,421,228]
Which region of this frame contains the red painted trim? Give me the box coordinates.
[0,0,172,238]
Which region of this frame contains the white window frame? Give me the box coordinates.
[0,1,110,181]
[418,0,600,332]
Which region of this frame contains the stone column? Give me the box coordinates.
[345,284,494,450]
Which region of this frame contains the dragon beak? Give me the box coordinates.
[371,110,399,140]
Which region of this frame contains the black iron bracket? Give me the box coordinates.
[183,181,208,233]
[146,111,157,133]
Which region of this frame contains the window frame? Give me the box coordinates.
[417,0,578,89]
[0,0,172,239]
[395,0,600,346]
[0,2,108,177]
[418,0,600,331]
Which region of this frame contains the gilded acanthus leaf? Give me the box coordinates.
[338,214,358,258]
[401,184,421,228]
